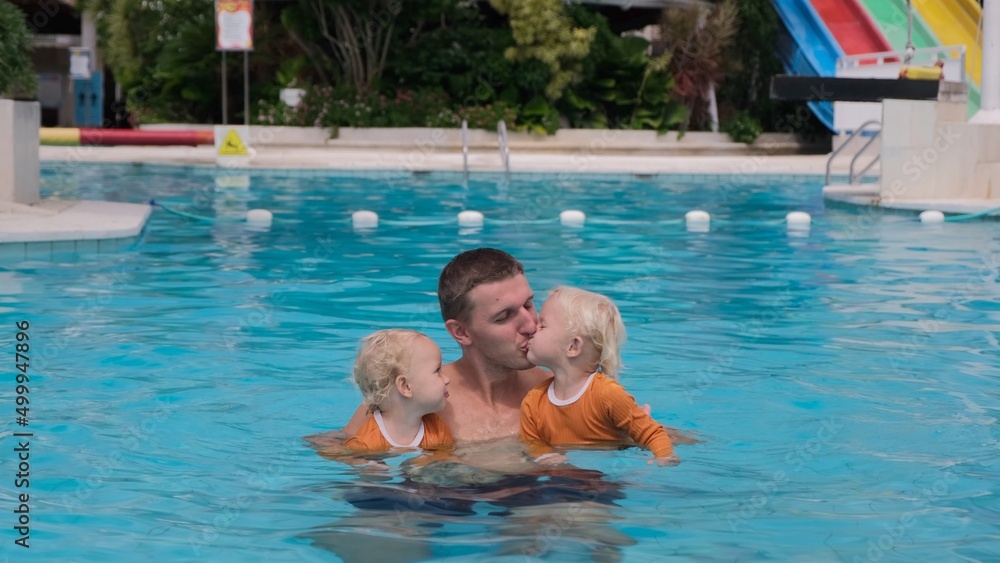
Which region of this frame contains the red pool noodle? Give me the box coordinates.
[78,129,215,146]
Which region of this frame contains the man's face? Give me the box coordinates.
[461,274,537,370]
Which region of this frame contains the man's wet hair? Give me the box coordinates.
[438,248,525,322]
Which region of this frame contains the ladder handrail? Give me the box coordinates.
[849,134,881,184]
[497,120,510,176]
[826,119,881,185]
[852,154,881,184]
[461,120,469,181]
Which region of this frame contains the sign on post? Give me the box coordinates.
[215,0,253,51]
[69,48,91,80]
[216,0,253,126]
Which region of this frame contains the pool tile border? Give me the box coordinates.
[40,162,877,186]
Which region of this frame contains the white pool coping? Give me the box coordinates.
[0,199,151,244]
[39,145,845,175]
[823,184,1000,214]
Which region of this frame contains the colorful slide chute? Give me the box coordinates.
[911,0,983,86]
[772,0,843,130]
[809,0,893,59]
[771,0,984,128]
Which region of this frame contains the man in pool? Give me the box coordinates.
[308,248,677,560]
[340,247,549,443]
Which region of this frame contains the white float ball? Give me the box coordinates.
[457,210,484,227]
[352,210,379,229]
[786,211,812,230]
[685,210,711,225]
[919,210,945,224]
[560,210,586,227]
[245,209,273,227]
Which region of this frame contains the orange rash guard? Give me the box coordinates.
[344,410,454,453]
[520,371,675,458]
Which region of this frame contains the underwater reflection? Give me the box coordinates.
[303,438,637,562]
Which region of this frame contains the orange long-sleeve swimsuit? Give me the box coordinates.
[520,372,674,458]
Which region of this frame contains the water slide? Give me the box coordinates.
[809,0,893,58]
[912,0,983,86]
[862,0,981,113]
[771,0,984,127]
[858,0,937,52]
[771,0,843,130]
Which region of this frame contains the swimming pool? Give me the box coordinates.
[4,162,999,560]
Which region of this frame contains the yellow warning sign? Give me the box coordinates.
[218,129,248,156]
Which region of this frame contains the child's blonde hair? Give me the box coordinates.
[548,286,626,378]
[353,329,425,412]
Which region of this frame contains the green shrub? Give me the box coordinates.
[320,89,453,128]
[449,102,520,131]
[561,6,685,133]
[723,111,763,144]
[0,0,37,98]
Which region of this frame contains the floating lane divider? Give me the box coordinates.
[150,200,273,227]
[159,204,820,233]
[349,210,816,233]
[920,206,1000,224]
[149,203,998,232]
[41,128,214,146]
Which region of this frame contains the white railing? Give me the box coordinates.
[461,119,469,181]
[497,120,510,177]
[826,119,881,185]
[837,45,967,84]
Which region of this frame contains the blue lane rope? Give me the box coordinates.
[150,200,273,224]
[150,200,231,222]
[588,218,686,226]
[942,206,1000,222]
[380,219,459,227]
[710,218,787,227]
[489,218,561,226]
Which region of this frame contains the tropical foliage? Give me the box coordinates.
[0,0,37,98]
[83,0,300,123]
[561,6,685,132]
[80,0,807,138]
[656,0,739,132]
[281,0,400,93]
[489,0,595,101]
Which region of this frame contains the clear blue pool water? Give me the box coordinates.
[3,163,999,560]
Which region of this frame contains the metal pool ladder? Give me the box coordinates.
[461,120,469,181]
[825,120,882,185]
[497,120,510,177]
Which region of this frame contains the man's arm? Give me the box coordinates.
[303,403,369,450]
[342,403,369,436]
